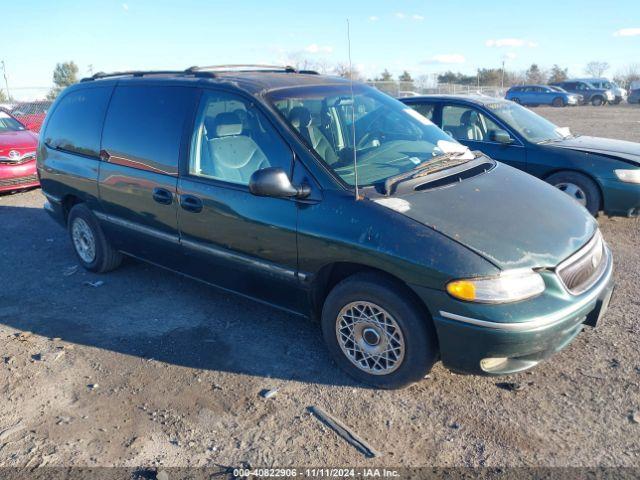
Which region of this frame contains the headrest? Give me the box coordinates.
[289,106,312,129]
[460,110,478,125]
[213,112,243,137]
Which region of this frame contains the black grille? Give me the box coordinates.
[0,174,38,187]
[556,232,607,295]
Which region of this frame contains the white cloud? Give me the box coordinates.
[412,14,425,21]
[395,12,406,19]
[423,54,466,65]
[304,44,333,54]
[613,27,640,37]
[395,12,423,21]
[368,15,379,22]
[122,3,129,11]
[485,38,538,48]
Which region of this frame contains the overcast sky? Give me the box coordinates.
[3,0,639,99]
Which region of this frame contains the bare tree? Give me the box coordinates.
[584,61,610,77]
[613,63,640,89]
[333,62,364,81]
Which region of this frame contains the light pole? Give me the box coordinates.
[0,60,10,100]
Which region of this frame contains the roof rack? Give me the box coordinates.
[80,65,319,82]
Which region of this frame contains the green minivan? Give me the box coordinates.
[38,67,614,388]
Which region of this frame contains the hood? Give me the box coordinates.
[381,162,596,270]
[0,130,38,154]
[552,136,640,165]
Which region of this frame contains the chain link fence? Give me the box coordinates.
[366,81,507,99]
[1,87,51,133]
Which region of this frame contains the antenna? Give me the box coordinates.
[347,19,359,200]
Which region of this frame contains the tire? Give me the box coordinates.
[321,272,438,389]
[552,97,565,107]
[591,96,604,106]
[546,171,601,216]
[68,204,123,273]
[613,98,621,105]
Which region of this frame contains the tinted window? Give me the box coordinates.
[189,90,292,185]
[102,85,197,175]
[44,87,112,157]
[411,103,435,120]
[442,105,501,142]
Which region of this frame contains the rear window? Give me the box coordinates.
[101,85,198,175]
[44,87,113,157]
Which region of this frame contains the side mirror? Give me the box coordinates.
[491,129,514,144]
[249,167,310,199]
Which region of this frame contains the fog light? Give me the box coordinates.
[480,357,508,371]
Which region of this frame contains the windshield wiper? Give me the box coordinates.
[383,152,476,195]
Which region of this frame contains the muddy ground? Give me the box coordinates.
[0,104,639,471]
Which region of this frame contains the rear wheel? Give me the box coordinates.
[591,96,604,106]
[552,97,565,107]
[546,171,601,216]
[68,204,123,273]
[321,272,438,389]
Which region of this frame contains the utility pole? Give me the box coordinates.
[1,60,10,100]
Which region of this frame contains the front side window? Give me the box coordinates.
[44,87,112,157]
[411,103,435,120]
[102,85,198,175]
[442,105,501,142]
[0,111,25,133]
[268,84,457,186]
[189,91,292,185]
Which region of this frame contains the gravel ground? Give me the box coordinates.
[0,104,639,471]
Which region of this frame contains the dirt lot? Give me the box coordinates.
[1,104,639,472]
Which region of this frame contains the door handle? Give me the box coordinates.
[179,194,203,213]
[152,187,173,205]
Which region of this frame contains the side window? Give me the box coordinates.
[44,87,112,157]
[411,103,435,120]
[189,91,292,186]
[102,85,198,175]
[441,105,502,142]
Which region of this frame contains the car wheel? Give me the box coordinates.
[591,96,604,106]
[321,272,438,389]
[552,97,565,107]
[546,171,601,216]
[68,204,123,273]
[613,98,621,105]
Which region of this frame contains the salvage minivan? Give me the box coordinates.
[37,67,614,389]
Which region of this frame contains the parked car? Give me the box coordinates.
[572,78,626,104]
[0,109,39,193]
[401,95,640,217]
[10,101,52,132]
[549,80,615,106]
[505,85,580,107]
[38,68,614,389]
[629,88,640,104]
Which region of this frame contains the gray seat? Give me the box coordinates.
[288,107,339,165]
[459,110,483,141]
[202,112,269,184]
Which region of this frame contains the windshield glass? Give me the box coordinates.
[0,111,25,133]
[267,84,465,186]
[486,101,570,143]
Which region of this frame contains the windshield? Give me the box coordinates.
[0,111,25,133]
[267,84,464,186]
[487,101,570,143]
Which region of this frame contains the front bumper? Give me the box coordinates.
[600,177,640,217]
[0,160,39,192]
[411,246,614,375]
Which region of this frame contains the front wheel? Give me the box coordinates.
[546,171,601,216]
[591,96,604,106]
[552,97,565,107]
[321,272,438,389]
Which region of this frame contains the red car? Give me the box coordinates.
[10,101,51,133]
[0,110,39,193]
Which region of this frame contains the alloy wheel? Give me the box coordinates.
[555,182,587,207]
[71,218,97,263]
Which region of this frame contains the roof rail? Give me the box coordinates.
[185,64,298,73]
[80,69,213,82]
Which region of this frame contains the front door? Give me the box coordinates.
[177,89,304,313]
[440,103,527,172]
[98,84,199,268]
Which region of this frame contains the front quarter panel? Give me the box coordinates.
[297,189,499,290]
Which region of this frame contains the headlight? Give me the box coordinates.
[614,169,640,184]
[446,269,545,304]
